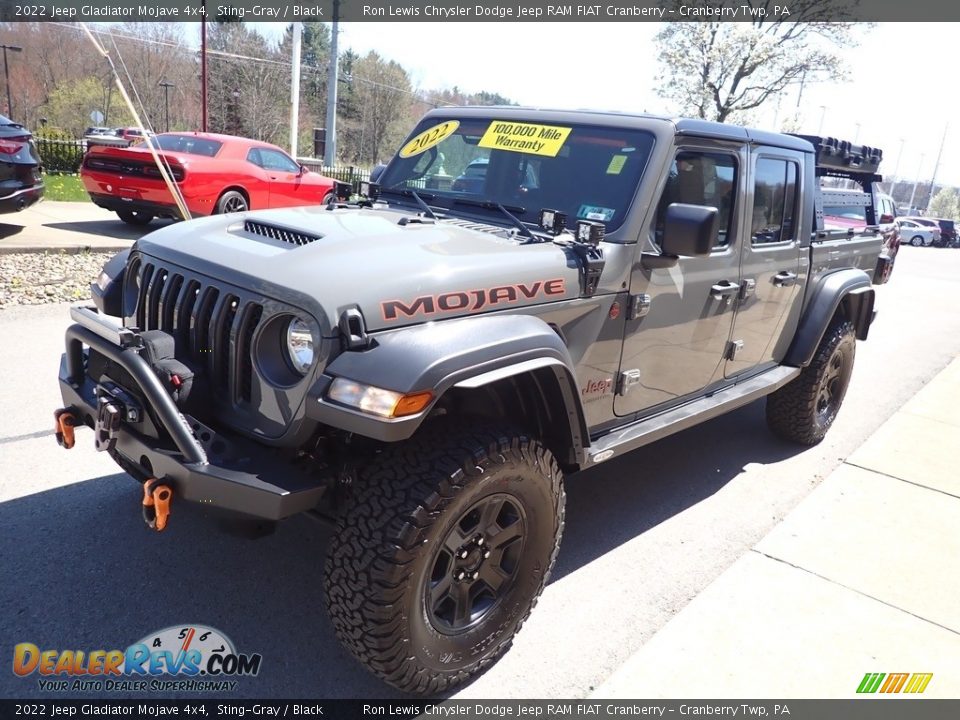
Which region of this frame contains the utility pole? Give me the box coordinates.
[889,138,905,199]
[1,45,22,120]
[324,0,340,167]
[201,0,208,132]
[817,105,827,135]
[908,153,925,212]
[159,80,174,132]
[926,123,949,214]
[289,22,302,158]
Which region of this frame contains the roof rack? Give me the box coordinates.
[789,134,883,178]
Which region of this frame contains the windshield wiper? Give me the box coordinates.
[380,186,440,220]
[452,198,536,240]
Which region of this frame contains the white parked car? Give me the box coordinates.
[896,218,939,246]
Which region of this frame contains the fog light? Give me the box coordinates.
[327,378,433,418]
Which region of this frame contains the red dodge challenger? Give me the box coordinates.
[80,132,343,225]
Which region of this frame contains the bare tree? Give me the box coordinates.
[654,1,865,123]
[339,52,413,165]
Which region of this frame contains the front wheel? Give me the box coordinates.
[324,424,565,694]
[911,235,924,247]
[116,209,154,226]
[766,318,856,445]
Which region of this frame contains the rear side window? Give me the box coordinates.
[752,158,798,244]
[655,151,737,248]
[154,135,223,157]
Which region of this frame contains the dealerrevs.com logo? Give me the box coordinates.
[13,625,262,692]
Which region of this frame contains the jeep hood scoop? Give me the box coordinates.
[134,204,581,332]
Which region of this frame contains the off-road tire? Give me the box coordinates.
[215,190,248,214]
[116,209,154,226]
[766,318,856,445]
[323,424,565,694]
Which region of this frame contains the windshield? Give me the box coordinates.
[379,117,655,233]
[150,134,223,157]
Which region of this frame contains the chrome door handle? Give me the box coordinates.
[710,280,739,300]
[773,271,798,287]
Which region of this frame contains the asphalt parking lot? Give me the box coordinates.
[1,244,958,700]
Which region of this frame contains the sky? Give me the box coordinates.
[251,21,958,189]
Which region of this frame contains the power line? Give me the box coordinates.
[46,22,455,107]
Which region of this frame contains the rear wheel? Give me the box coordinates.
[766,318,856,445]
[323,424,565,694]
[321,191,335,205]
[116,209,154,226]
[216,190,248,214]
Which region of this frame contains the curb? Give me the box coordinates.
[0,244,131,256]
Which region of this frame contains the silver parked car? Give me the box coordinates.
[897,217,939,246]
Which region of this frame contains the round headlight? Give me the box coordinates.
[285,317,314,374]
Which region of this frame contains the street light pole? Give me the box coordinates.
[926,122,949,214]
[908,153,926,212]
[817,105,827,135]
[889,138,905,198]
[1,45,23,120]
[159,80,174,132]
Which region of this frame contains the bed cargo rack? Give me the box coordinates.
[790,134,883,182]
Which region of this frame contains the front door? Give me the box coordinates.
[724,149,806,377]
[256,148,309,207]
[614,143,746,417]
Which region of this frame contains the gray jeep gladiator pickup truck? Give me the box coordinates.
[55,107,891,693]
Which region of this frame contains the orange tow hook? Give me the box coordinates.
[142,478,174,532]
[54,409,77,449]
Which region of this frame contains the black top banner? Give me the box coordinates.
[0,700,960,720]
[1,0,960,23]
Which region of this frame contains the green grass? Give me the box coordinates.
[41,173,90,202]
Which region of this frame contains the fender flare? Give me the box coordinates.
[308,314,588,460]
[784,268,875,368]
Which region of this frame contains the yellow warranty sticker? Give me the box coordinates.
[478,121,572,157]
[398,120,460,159]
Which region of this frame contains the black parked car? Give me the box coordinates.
[0,114,43,213]
[934,218,957,246]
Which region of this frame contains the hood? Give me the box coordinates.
[134,204,582,333]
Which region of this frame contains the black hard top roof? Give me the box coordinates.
[427,106,815,153]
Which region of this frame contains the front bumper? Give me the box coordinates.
[57,306,327,521]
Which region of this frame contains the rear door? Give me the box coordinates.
[614,141,745,417]
[724,148,806,377]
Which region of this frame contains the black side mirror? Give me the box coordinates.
[369,164,387,184]
[661,203,718,258]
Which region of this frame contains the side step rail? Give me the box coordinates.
[587,366,801,466]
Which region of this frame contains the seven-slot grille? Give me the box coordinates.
[132,259,263,404]
[243,219,322,246]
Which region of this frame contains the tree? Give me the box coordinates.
[338,51,413,165]
[207,23,288,143]
[39,77,134,136]
[928,188,959,219]
[654,1,864,123]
